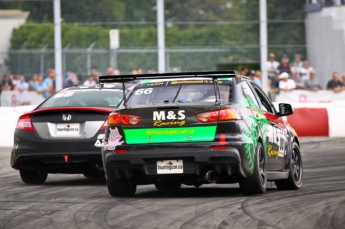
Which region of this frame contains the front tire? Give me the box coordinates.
[275,142,303,190]
[107,179,137,197]
[239,142,267,195]
[19,169,48,184]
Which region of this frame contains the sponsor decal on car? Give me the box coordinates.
[104,127,124,150]
[153,110,186,127]
[123,126,216,144]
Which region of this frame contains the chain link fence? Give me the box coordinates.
[0,0,306,82]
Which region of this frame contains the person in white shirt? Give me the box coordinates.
[83,75,96,86]
[266,53,280,79]
[299,60,314,82]
[279,72,296,92]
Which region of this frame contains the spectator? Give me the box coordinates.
[341,73,345,86]
[43,68,56,99]
[279,72,296,92]
[304,70,322,91]
[148,69,156,74]
[299,60,314,82]
[35,75,48,96]
[172,67,179,73]
[326,72,343,92]
[277,54,292,77]
[106,67,113,75]
[249,70,262,87]
[240,67,248,76]
[12,73,21,90]
[268,70,280,101]
[0,75,14,91]
[28,73,38,91]
[113,69,121,75]
[292,71,304,90]
[90,66,101,83]
[64,72,78,88]
[83,75,96,86]
[292,54,303,69]
[266,53,280,79]
[131,69,138,75]
[137,68,143,74]
[17,75,30,105]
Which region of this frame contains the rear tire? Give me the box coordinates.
[19,169,48,185]
[239,142,267,195]
[155,179,181,191]
[275,142,303,190]
[107,179,137,197]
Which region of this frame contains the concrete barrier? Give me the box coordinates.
[0,105,35,147]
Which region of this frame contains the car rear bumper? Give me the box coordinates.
[11,131,103,173]
[103,142,254,182]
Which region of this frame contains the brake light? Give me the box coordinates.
[211,145,229,150]
[16,114,35,131]
[196,108,241,123]
[108,112,142,125]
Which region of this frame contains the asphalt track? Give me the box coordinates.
[0,137,345,229]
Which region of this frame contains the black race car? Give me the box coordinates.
[11,84,125,184]
[99,71,303,197]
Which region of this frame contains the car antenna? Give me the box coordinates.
[213,78,221,105]
[121,78,128,109]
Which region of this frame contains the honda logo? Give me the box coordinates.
[62,114,72,121]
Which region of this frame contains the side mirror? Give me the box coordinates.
[278,103,293,116]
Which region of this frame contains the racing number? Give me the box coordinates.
[135,88,153,95]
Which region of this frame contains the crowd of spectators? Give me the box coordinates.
[264,53,345,101]
[0,66,165,105]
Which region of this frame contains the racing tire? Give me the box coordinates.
[275,142,303,190]
[19,169,48,185]
[154,179,181,191]
[106,179,137,197]
[239,142,267,195]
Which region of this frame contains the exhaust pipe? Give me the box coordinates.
[204,170,219,183]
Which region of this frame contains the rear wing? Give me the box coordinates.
[99,70,241,107]
[99,70,241,85]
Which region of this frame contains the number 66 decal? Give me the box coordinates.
[135,88,153,95]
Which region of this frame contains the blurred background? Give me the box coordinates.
[0,0,344,87]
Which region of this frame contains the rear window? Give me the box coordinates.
[39,89,123,108]
[127,83,230,107]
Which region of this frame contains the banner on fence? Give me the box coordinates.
[0,91,45,107]
[275,90,345,104]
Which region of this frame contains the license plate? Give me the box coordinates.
[56,123,80,136]
[157,160,183,174]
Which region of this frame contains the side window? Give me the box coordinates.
[251,83,276,114]
[241,81,260,109]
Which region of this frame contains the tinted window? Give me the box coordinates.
[39,89,123,108]
[241,81,260,109]
[127,84,230,107]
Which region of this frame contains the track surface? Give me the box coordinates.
[1,137,345,229]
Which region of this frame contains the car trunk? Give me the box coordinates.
[119,104,221,144]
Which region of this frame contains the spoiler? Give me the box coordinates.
[99,70,241,108]
[99,70,241,84]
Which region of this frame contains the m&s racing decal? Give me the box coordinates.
[153,110,186,127]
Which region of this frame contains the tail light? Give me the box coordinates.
[16,114,35,131]
[196,108,241,123]
[108,112,142,125]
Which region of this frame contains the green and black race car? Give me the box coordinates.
[99,71,303,197]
